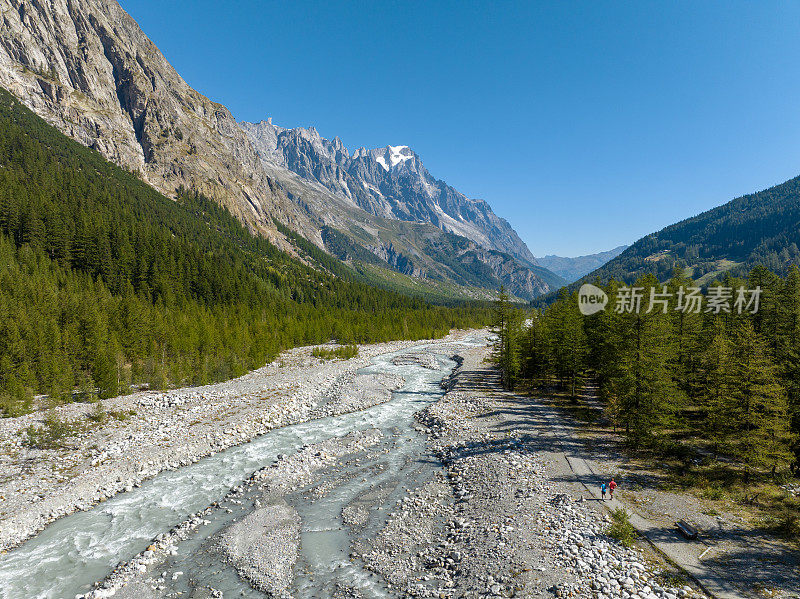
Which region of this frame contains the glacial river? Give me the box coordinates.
[0,335,485,599]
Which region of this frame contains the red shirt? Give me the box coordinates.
[609,481,617,490]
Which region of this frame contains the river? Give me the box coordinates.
[0,335,484,599]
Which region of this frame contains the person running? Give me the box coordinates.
[609,478,617,500]
[600,482,607,500]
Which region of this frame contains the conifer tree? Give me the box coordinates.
[543,290,587,397]
[610,275,677,442]
[492,287,523,390]
[724,321,796,480]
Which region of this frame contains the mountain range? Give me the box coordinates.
[536,246,628,283]
[0,0,562,300]
[239,119,536,266]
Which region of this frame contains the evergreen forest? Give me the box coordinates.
[0,87,489,415]
[493,267,800,479]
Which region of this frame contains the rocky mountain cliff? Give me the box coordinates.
[0,0,561,299]
[0,0,313,244]
[240,119,538,266]
[254,156,566,299]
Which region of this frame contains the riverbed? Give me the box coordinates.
[0,334,485,599]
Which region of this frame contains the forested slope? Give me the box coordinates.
[583,176,800,285]
[0,87,488,414]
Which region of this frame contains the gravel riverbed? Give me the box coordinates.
[91,429,384,599]
[2,334,724,599]
[0,331,471,551]
[355,346,710,599]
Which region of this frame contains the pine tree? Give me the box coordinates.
[724,321,796,481]
[612,276,677,442]
[522,309,547,385]
[699,325,731,457]
[544,290,587,398]
[492,287,523,390]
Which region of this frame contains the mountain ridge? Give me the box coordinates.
[0,0,560,299]
[536,245,628,283]
[240,118,538,267]
[0,0,316,246]
[562,175,800,292]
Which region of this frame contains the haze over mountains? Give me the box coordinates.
[536,246,628,283]
[0,0,566,300]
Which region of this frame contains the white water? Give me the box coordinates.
[0,336,483,599]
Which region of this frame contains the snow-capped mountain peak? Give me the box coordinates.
[375,145,413,171]
[239,119,538,266]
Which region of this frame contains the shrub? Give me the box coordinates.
[606,508,638,547]
[700,485,725,500]
[87,401,107,423]
[0,380,32,417]
[771,511,800,541]
[22,413,79,449]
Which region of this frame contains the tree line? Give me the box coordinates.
[493,267,800,481]
[0,86,490,415]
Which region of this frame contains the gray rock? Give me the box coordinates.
[0,0,314,244]
[240,120,539,268]
[218,502,300,596]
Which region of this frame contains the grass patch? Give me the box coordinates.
[87,401,107,423]
[655,571,689,588]
[606,508,638,547]
[21,413,83,450]
[86,403,134,424]
[762,508,800,542]
[699,485,726,501]
[312,345,359,361]
[108,409,135,421]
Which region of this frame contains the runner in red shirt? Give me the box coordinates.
[609,478,617,500]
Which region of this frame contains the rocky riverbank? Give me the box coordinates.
[0,330,474,551]
[4,333,740,599]
[355,345,709,599]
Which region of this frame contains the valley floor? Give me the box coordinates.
[1,335,796,599]
[0,331,470,552]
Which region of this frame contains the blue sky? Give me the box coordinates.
[120,1,800,256]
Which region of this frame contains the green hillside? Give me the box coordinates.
[583,176,800,285]
[0,87,488,414]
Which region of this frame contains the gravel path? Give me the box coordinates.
[357,346,710,599]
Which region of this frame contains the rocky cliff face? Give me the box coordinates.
[240,119,538,266]
[0,0,561,299]
[0,0,312,242]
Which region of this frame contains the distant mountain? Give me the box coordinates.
[255,157,565,300]
[537,246,628,283]
[578,176,800,286]
[240,119,538,267]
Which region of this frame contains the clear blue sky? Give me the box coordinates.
[120,1,800,256]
